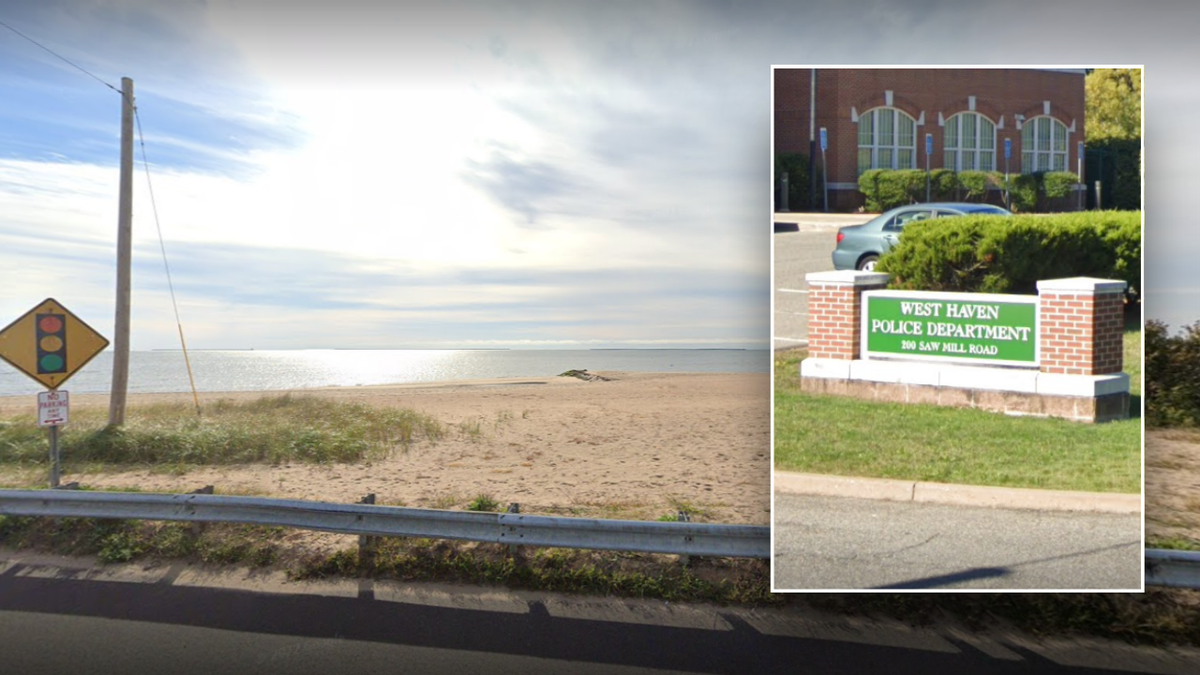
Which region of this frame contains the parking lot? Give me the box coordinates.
[772,213,872,351]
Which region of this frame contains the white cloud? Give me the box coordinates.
[7,0,1193,348]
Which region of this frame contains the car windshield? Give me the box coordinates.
[961,205,1011,215]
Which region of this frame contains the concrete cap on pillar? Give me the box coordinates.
[1036,277,1127,293]
[805,271,890,286]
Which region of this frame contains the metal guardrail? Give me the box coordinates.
[0,489,770,559]
[2,490,1196,585]
[1145,548,1200,589]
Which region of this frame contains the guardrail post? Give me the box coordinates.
[677,511,691,566]
[188,485,214,537]
[506,503,522,557]
[359,493,378,570]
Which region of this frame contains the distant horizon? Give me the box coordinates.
[145,347,766,352]
[0,347,767,397]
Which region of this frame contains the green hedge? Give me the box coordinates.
[858,169,1080,213]
[1042,171,1079,199]
[956,171,1003,202]
[1005,174,1039,212]
[1147,320,1200,427]
[875,211,1141,296]
[858,169,928,211]
[929,169,959,201]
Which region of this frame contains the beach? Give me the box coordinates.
[1146,431,1200,545]
[0,371,770,526]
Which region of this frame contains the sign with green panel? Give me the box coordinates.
[862,291,1038,367]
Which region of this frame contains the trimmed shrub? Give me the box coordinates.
[1042,171,1080,199]
[858,169,1083,213]
[956,170,1001,202]
[876,211,1141,297]
[858,168,927,212]
[858,169,886,212]
[1004,174,1039,213]
[929,169,959,202]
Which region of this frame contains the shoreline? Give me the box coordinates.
[0,369,764,405]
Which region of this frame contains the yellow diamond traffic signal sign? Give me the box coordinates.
[0,298,109,390]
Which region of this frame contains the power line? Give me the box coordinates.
[2,15,202,414]
[134,108,202,417]
[0,16,119,94]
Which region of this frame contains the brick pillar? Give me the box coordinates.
[1036,278,1127,376]
[805,271,890,359]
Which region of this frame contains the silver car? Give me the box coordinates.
[832,203,1011,272]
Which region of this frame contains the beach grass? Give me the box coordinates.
[0,394,444,468]
[773,313,1142,493]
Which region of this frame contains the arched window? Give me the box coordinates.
[943,112,996,172]
[1021,116,1068,173]
[857,107,916,175]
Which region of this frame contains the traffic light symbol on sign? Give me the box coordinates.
[36,313,67,374]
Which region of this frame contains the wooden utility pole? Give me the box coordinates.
[109,77,134,427]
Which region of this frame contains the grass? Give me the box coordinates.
[0,514,285,567]
[3,512,1199,647]
[0,505,772,606]
[658,495,713,522]
[296,539,769,604]
[466,493,501,512]
[774,312,1142,493]
[1147,535,1200,552]
[0,394,444,468]
[456,417,485,442]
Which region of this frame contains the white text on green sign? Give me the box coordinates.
[862,291,1038,367]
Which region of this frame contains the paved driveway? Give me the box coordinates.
[773,213,871,351]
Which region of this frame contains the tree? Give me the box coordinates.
[1085,68,1141,143]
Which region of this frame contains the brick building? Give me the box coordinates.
[774,68,1086,212]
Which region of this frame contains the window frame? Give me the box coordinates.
[858,107,918,176]
[943,112,997,172]
[1021,116,1069,173]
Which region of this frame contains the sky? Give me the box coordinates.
[0,1,1185,350]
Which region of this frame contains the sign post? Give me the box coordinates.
[0,299,108,487]
[819,127,828,212]
[1003,138,1013,210]
[925,133,933,202]
[1077,141,1085,211]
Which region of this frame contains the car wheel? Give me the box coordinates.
[858,255,879,272]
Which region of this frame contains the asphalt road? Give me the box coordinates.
[773,493,1143,590]
[0,553,1196,675]
[773,214,871,351]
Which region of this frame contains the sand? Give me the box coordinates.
[0,371,771,526]
[1146,430,1200,543]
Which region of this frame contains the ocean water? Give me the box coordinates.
[0,349,768,398]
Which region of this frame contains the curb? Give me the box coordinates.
[773,471,1142,514]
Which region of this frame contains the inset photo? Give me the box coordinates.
[771,67,1143,591]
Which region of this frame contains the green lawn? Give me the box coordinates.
[773,316,1142,493]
